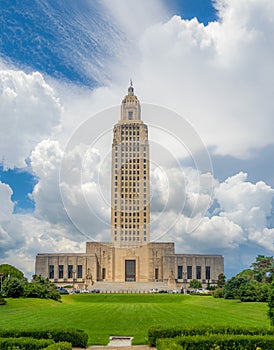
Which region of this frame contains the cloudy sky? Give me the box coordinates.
[1,0,274,279]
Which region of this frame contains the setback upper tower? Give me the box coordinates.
[111,82,150,247]
[120,81,141,122]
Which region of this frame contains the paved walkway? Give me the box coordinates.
[88,346,156,349]
[74,346,156,350]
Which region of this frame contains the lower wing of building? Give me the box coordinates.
[35,241,224,288]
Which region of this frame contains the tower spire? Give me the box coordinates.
[128,79,134,95]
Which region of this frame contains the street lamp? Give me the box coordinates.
[72,270,76,290]
[0,273,4,292]
[183,270,187,294]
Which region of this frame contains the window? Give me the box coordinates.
[102,268,106,280]
[49,265,54,279]
[187,266,192,279]
[77,265,82,279]
[68,265,73,279]
[58,265,64,279]
[206,266,211,280]
[177,266,183,279]
[196,266,201,280]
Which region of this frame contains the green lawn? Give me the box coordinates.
[0,294,269,345]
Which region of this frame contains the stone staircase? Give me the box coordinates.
[91,281,171,293]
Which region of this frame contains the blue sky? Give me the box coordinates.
[1,0,274,278]
[0,0,217,212]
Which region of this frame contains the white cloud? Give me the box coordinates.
[0,182,24,257]
[30,138,110,241]
[134,0,274,158]
[0,69,63,168]
[150,171,273,255]
[214,172,274,249]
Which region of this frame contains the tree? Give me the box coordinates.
[236,269,254,280]
[0,264,26,282]
[25,275,61,301]
[223,276,247,299]
[189,279,202,289]
[238,280,261,302]
[251,255,274,283]
[217,273,226,288]
[268,282,274,326]
[2,277,25,298]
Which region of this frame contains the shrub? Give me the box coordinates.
[44,342,72,350]
[0,294,7,305]
[148,325,274,346]
[0,337,54,350]
[156,338,182,350]
[176,334,274,350]
[189,280,202,289]
[24,275,61,301]
[223,276,246,299]
[0,329,88,348]
[212,288,224,298]
[2,277,25,298]
[268,282,274,326]
[148,326,181,347]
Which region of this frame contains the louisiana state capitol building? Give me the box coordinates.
[111,82,150,247]
[35,84,224,288]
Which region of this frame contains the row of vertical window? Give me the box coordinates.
[115,146,141,151]
[115,144,146,150]
[121,137,139,141]
[114,142,147,152]
[114,223,147,229]
[119,187,140,193]
[120,236,146,241]
[114,169,146,176]
[120,230,146,235]
[114,202,143,208]
[114,151,147,158]
[121,129,140,136]
[49,265,83,279]
[121,158,146,165]
[177,266,211,280]
[114,219,147,226]
[114,202,140,208]
[113,193,146,203]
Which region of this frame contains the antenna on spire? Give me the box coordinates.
[128,79,134,95]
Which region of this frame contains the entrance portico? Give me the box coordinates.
[125,260,136,282]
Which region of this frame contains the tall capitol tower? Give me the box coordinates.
[35,83,224,285]
[111,82,150,247]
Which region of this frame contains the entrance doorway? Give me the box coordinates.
[155,268,159,281]
[102,268,106,280]
[125,260,136,281]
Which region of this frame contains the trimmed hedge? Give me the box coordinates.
[148,325,274,347]
[0,337,54,350]
[148,326,181,347]
[44,341,72,350]
[157,334,274,350]
[0,329,88,348]
[156,338,183,350]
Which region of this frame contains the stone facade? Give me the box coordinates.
[111,82,150,246]
[35,84,224,287]
[35,242,224,287]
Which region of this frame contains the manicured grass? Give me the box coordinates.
[0,294,269,345]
